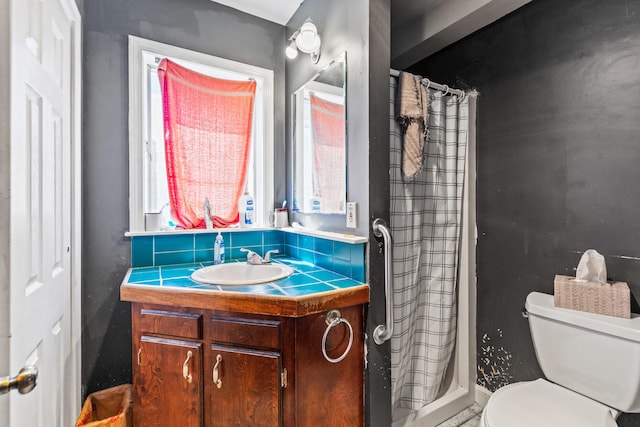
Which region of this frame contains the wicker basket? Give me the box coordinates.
[554,275,630,318]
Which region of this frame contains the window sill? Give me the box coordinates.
[280,226,368,244]
[125,226,368,244]
[125,227,275,238]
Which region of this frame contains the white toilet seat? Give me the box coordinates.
[480,379,618,427]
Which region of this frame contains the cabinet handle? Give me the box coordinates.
[213,354,222,389]
[137,349,141,366]
[183,351,193,384]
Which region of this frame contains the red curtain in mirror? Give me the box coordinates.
[158,58,256,228]
[310,94,345,213]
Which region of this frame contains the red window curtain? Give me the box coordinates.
[310,94,345,213]
[157,59,256,229]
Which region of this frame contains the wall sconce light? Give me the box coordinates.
[286,18,321,64]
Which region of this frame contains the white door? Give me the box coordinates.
[0,0,81,425]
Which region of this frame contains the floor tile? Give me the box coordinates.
[459,415,480,427]
[437,404,484,427]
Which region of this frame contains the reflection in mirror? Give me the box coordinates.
[293,52,346,214]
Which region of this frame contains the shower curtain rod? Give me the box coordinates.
[390,68,465,97]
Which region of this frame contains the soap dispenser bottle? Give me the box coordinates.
[214,232,225,264]
[238,191,254,227]
[311,193,322,212]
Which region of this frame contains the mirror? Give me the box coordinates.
[293,52,346,214]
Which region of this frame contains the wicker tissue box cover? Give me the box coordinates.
[554,275,630,318]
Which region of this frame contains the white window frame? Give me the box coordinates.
[128,35,274,232]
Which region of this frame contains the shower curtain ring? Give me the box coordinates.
[423,78,431,89]
[442,84,449,96]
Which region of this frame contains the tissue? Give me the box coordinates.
[575,249,607,284]
[554,249,630,318]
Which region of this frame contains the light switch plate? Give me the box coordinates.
[346,202,357,228]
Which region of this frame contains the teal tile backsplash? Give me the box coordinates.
[131,230,366,282]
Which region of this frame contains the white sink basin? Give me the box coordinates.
[191,263,294,286]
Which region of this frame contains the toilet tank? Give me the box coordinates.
[526,292,640,412]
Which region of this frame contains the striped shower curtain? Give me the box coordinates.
[389,76,471,410]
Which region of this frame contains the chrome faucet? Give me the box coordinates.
[240,248,263,265]
[240,248,279,265]
[264,249,279,263]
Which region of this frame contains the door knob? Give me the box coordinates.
[0,366,38,395]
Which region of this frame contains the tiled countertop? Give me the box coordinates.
[121,257,370,317]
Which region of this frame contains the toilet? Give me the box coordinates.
[480,292,640,427]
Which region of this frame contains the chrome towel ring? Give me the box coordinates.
[322,310,354,363]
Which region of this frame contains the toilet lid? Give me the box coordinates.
[483,379,618,427]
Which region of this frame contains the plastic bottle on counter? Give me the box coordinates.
[214,232,225,264]
[238,191,254,227]
[311,193,322,212]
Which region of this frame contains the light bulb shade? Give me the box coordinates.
[285,40,298,59]
[295,20,321,54]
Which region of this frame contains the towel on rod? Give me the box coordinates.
[396,71,428,180]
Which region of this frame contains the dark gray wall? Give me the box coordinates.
[74,0,83,15]
[411,0,640,424]
[366,0,392,426]
[286,0,371,238]
[285,1,391,425]
[82,0,285,396]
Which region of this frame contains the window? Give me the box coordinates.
[128,36,274,232]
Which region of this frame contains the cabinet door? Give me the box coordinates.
[207,345,281,427]
[135,337,203,427]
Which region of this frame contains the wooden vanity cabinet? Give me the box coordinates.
[130,302,364,427]
[205,315,283,426]
[132,307,205,427]
[205,345,281,426]
[136,337,203,427]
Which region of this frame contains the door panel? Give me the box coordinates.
[207,345,281,427]
[135,337,203,427]
[4,0,79,425]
